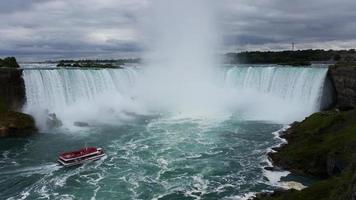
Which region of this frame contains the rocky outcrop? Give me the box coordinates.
[0,68,26,111]
[329,64,356,110]
[0,57,37,137]
[0,111,37,137]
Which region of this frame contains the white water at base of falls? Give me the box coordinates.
[22,65,331,130]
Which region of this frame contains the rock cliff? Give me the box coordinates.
[0,57,36,137]
[329,64,356,110]
[0,69,26,111]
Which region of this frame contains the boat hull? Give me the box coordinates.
[58,153,105,167]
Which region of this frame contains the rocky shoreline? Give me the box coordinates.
[252,63,356,200]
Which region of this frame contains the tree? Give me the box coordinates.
[0,57,20,68]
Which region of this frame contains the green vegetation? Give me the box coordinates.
[0,57,20,68]
[256,110,356,200]
[0,97,7,112]
[56,58,140,68]
[333,61,356,68]
[226,49,356,66]
[270,110,356,177]
[57,61,119,68]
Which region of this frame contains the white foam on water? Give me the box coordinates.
[263,170,290,186]
[0,163,60,177]
[267,125,290,154]
[57,194,76,200]
[214,183,235,194]
[184,175,210,200]
[13,191,30,200]
[279,181,307,190]
[2,151,10,159]
[224,192,256,200]
[261,125,309,191]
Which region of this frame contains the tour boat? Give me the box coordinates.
[58,147,105,166]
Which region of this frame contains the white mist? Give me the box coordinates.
[135,0,227,117]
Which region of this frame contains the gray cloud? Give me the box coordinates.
[222,0,356,51]
[0,0,355,61]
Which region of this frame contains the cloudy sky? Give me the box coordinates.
[0,0,356,61]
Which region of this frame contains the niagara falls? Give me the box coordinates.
[0,0,355,200]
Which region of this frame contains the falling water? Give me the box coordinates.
[22,68,141,129]
[22,65,331,128]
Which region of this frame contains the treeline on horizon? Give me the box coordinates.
[0,57,20,68]
[56,58,141,68]
[225,49,356,66]
[56,58,140,64]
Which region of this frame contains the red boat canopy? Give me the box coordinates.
[60,147,99,159]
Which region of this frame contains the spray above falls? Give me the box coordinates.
[134,0,224,116]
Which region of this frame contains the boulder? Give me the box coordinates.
[74,121,90,127]
[46,113,63,128]
[0,111,37,137]
[0,68,25,111]
[279,181,307,191]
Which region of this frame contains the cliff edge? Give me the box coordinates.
[0,57,36,137]
[329,63,356,110]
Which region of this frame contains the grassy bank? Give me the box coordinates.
[255,110,356,200]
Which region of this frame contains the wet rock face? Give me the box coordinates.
[0,67,36,137]
[329,65,356,110]
[0,69,26,111]
[0,111,36,137]
[326,152,346,176]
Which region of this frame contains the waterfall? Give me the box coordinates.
[23,68,138,110]
[22,68,140,129]
[223,66,333,122]
[22,65,333,129]
[224,66,331,110]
